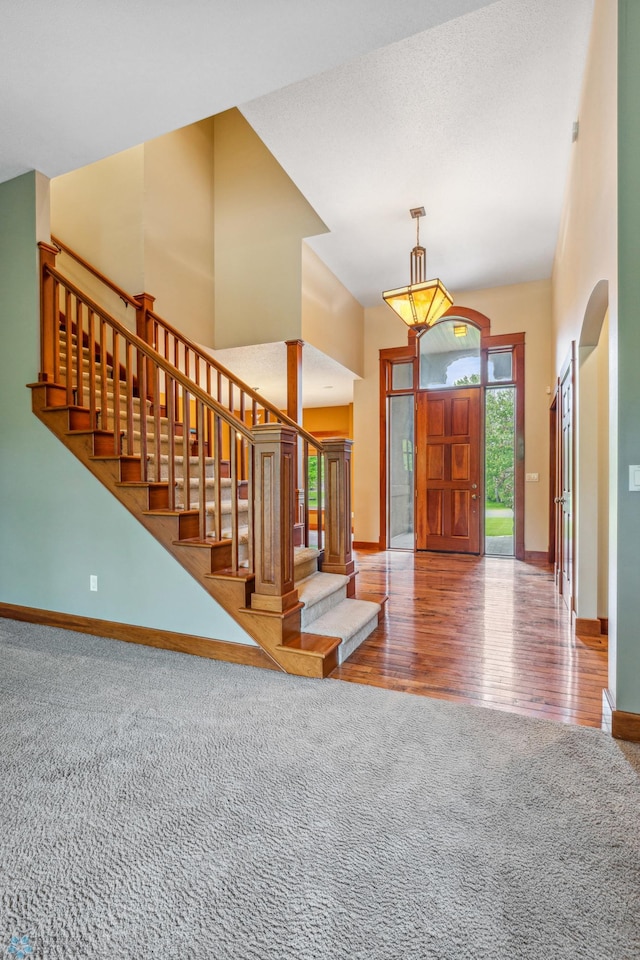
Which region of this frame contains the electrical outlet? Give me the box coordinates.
[89,575,98,592]
[526,473,539,482]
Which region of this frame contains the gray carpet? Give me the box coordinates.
[0,618,639,960]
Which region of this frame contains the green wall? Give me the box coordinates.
[0,172,254,646]
[616,1,640,713]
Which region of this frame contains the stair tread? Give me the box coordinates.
[205,567,254,582]
[172,537,232,549]
[278,634,341,657]
[176,477,234,488]
[154,455,219,464]
[296,572,349,605]
[295,547,321,564]
[189,502,249,513]
[115,480,169,489]
[304,598,380,640]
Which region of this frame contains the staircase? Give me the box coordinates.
[29,240,382,677]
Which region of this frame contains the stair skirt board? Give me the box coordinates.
[0,603,279,671]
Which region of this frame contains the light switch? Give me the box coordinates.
[629,466,640,491]
[526,473,539,482]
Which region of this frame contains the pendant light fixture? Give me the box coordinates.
[382,207,453,329]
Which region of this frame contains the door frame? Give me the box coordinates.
[552,344,575,610]
[379,307,525,559]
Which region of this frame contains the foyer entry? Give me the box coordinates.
[380,308,525,559]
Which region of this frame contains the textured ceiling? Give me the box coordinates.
[207,342,359,410]
[0,0,499,184]
[242,0,595,305]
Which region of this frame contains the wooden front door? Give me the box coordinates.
[416,388,481,553]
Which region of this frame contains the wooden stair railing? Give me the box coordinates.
[51,234,328,555]
[39,242,254,569]
[33,241,359,675]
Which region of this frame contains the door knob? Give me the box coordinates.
[471,494,478,500]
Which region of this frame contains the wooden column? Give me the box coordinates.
[286,339,303,423]
[286,338,305,539]
[322,438,356,588]
[251,423,299,614]
[134,292,156,401]
[38,242,58,382]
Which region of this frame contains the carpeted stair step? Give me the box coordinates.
[202,501,250,524]
[131,429,188,451]
[304,598,381,664]
[296,572,349,629]
[175,477,235,506]
[205,525,250,544]
[294,547,321,581]
[150,455,218,481]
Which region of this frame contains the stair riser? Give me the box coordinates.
[153,463,216,481]
[337,614,379,664]
[175,483,235,507]
[300,584,347,629]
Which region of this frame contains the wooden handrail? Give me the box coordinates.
[41,253,256,574]
[40,237,352,584]
[51,234,139,309]
[147,309,323,452]
[45,264,254,442]
[50,234,323,452]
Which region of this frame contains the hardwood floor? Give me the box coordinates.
[335,549,608,729]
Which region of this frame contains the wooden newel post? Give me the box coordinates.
[133,292,156,402]
[322,438,356,586]
[38,242,58,382]
[250,423,299,614]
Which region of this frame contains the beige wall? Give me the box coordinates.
[302,243,364,377]
[51,146,145,301]
[50,111,367,389]
[552,0,616,372]
[353,280,552,551]
[353,305,409,544]
[144,118,216,345]
[551,0,615,634]
[212,109,327,350]
[51,123,217,346]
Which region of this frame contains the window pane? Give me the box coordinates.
[485,386,515,556]
[488,351,513,383]
[419,319,481,389]
[392,362,413,390]
[388,394,414,548]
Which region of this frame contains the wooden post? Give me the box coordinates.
[134,292,155,402]
[322,438,356,590]
[38,242,58,382]
[250,423,299,614]
[285,339,305,539]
